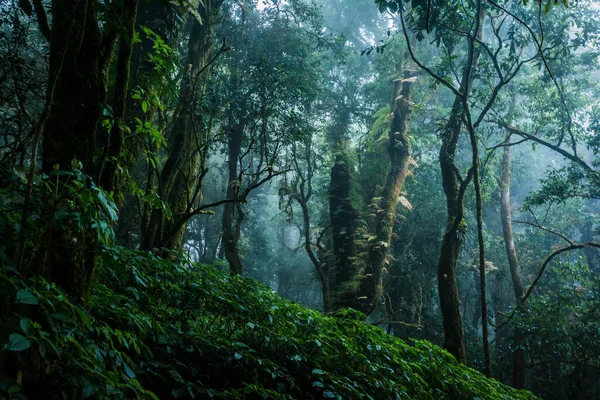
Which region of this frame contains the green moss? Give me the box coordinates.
[0,246,537,399]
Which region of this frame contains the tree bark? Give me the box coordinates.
[437,93,469,364]
[223,112,245,275]
[355,68,415,315]
[436,7,484,364]
[115,0,180,247]
[500,133,526,388]
[140,0,223,252]
[39,0,121,300]
[98,0,138,194]
[330,156,359,308]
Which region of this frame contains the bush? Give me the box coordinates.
[0,246,537,399]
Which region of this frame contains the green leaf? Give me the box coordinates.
[312,368,325,375]
[20,318,34,336]
[16,289,38,305]
[123,362,136,379]
[7,334,31,351]
[141,101,148,113]
[82,378,99,398]
[323,391,336,398]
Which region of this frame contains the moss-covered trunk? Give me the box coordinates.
[330,157,359,308]
[39,0,120,300]
[355,69,415,315]
[436,8,484,362]
[140,1,223,252]
[223,115,245,275]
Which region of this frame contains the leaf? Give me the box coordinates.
[82,378,99,398]
[7,334,30,351]
[20,318,34,336]
[96,190,118,221]
[312,368,325,375]
[323,391,336,398]
[141,100,148,113]
[123,362,136,379]
[398,195,413,210]
[16,289,38,305]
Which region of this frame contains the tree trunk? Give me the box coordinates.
[355,68,415,315]
[115,0,180,246]
[299,194,331,313]
[98,0,138,194]
[436,8,484,363]
[140,1,223,252]
[330,156,359,307]
[223,115,245,275]
[500,133,526,389]
[437,93,469,364]
[40,0,119,300]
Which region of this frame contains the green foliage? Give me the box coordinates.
[497,260,600,398]
[0,246,536,399]
[42,167,119,244]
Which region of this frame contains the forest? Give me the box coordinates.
[0,0,599,398]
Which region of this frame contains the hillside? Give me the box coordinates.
[1,247,536,399]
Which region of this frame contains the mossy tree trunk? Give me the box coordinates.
[330,156,359,305]
[437,92,470,363]
[140,0,224,252]
[39,0,136,300]
[436,8,484,363]
[354,68,415,315]
[115,0,180,246]
[223,107,245,275]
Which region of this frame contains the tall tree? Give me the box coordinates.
[339,63,417,315]
[37,0,137,299]
[140,0,225,252]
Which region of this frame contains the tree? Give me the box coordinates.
[140,0,226,252]
[34,0,137,299]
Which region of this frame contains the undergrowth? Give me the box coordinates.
[0,246,537,399]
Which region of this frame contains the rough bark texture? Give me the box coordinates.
[355,70,415,315]
[140,1,223,252]
[99,0,138,194]
[437,94,469,364]
[436,8,484,363]
[40,0,119,300]
[500,134,526,388]
[223,112,245,275]
[330,157,359,308]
